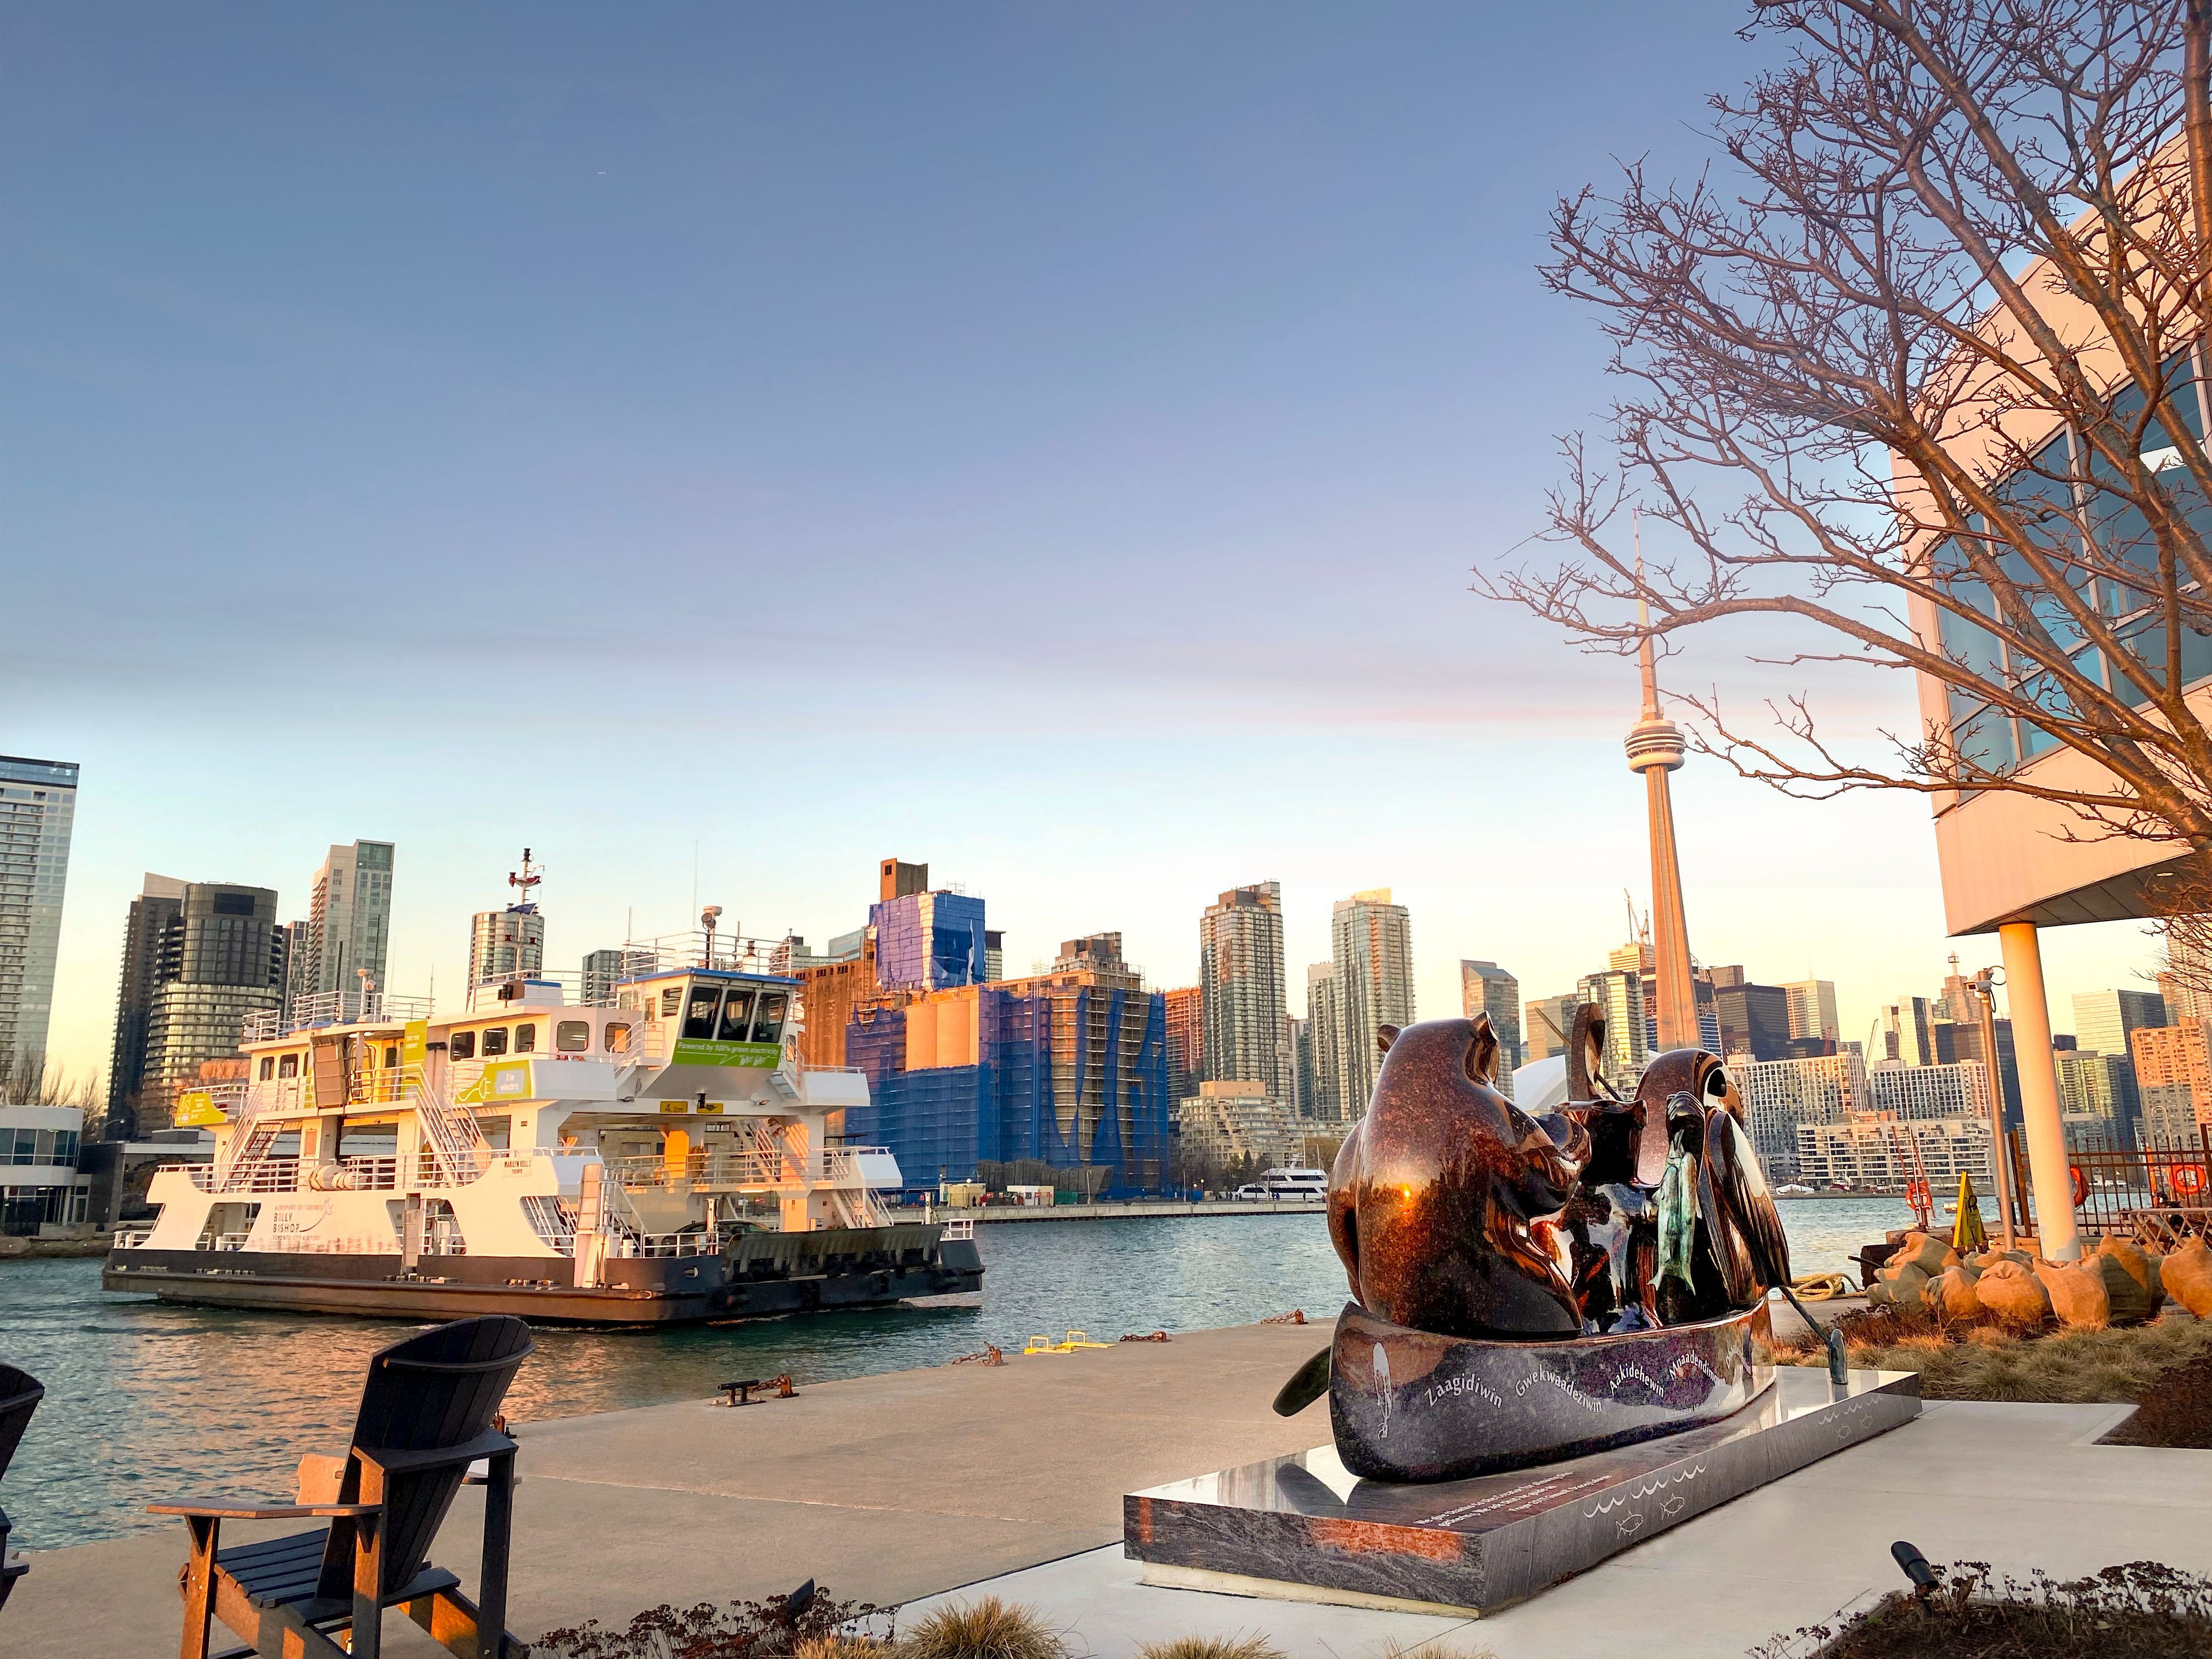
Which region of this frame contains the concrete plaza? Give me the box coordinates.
[12,1319,2209,1657]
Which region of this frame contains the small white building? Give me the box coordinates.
[1,1104,91,1234]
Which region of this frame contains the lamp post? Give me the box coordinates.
[1971,969,2019,1251]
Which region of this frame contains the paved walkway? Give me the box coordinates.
[903,1400,2212,1657]
[17,1324,2209,1658]
[11,1321,1336,1657]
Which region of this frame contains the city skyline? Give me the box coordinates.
[1,6,2188,1100]
[13,793,2194,1108]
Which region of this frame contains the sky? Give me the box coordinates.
[1,2,2173,1089]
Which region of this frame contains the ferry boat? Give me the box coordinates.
[103,932,983,1324]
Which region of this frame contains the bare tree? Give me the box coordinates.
[1479,1,2212,899]
[1,1053,100,1111]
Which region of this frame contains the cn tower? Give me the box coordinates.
[1624,580,1700,1052]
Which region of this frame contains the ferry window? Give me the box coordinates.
[482,1028,509,1057]
[751,992,789,1045]
[603,1022,631,1054]
[556,1020,591,1052]
[448,1030,476,1061]
[383,1046,398,1068]
[718,988,756,1042]
[681,986,723,1040]
[258,1057,275,1081]
[278,1053,299,1078]
[515,1024,537,1053]
[661,987,684,1018]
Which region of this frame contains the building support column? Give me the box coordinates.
[1997,921,2081,1262]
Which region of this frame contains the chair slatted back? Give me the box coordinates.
[315,1317,533,1602]
[0,1366,43,1487]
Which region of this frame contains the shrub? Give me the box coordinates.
[895,1596,1066,1659]
[1754,1560,2212,1657]
[537,1587,883,1659]
[1135,1638,1285,1659]
[1777,1308,2212,1406]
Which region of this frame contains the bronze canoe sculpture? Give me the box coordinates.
[1284,1011,1798,1482]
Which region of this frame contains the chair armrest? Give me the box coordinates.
[146,1501,382,1520]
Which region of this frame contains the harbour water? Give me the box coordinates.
[1,1198,1908,1553]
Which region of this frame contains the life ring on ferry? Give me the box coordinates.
[2069,1165,2089,1207]
[2173,1163,2208,1197]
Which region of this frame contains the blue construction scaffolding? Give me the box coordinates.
[842,984,1170,1194]
[868,891,988,991]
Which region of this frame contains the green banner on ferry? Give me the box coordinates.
[669,1038,781,1069]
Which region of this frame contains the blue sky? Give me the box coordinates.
[3,3,2165,1084]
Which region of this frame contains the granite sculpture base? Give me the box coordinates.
[1126,1365,1921,1617]
[1331,1300,1778,1482]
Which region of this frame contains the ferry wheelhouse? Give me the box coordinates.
[104,933,983,1323]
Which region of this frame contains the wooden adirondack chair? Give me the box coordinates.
[0,1363,44,1614]
[152,1314,534,1659]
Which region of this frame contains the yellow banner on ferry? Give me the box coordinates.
[402,1020,427,1069]
[173,1090,225,1127]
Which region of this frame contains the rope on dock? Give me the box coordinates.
[1790,1273,1857,1301]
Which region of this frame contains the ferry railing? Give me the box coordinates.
[940,1216,975,1242]
[240,1077,311,1116]
[190,1158,301,1194]
[111,1221,156,1249]
[606,1022,670,1066]
[822,1147,894,1185]
[619,930,797,980]
[609,1227,725,1259]
[242,991,435,1042]
[601,1150,789,1191]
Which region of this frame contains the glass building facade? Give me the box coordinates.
[1937,348,2212,771]
[0,755,78,1080]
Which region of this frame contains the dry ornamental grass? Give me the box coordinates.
[1756,1561,2212,1658]
[1135,1638,1285,1659]
[895,1598,1068,1659]
[1777,1307,2212,1423]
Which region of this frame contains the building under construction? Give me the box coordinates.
[792,864,1171,1193]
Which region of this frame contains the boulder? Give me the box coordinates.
[2086,1249,2157,1325]
[1931,1265,1984,1323]
[2035,1259,2112,1330]
[1869,1260,1932,1310]
[1974,1258,2050,1328]
[2163,1237,2212,1318]
[1894,1232,1960,1277]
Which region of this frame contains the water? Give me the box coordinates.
[0,1199,1908,1553]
